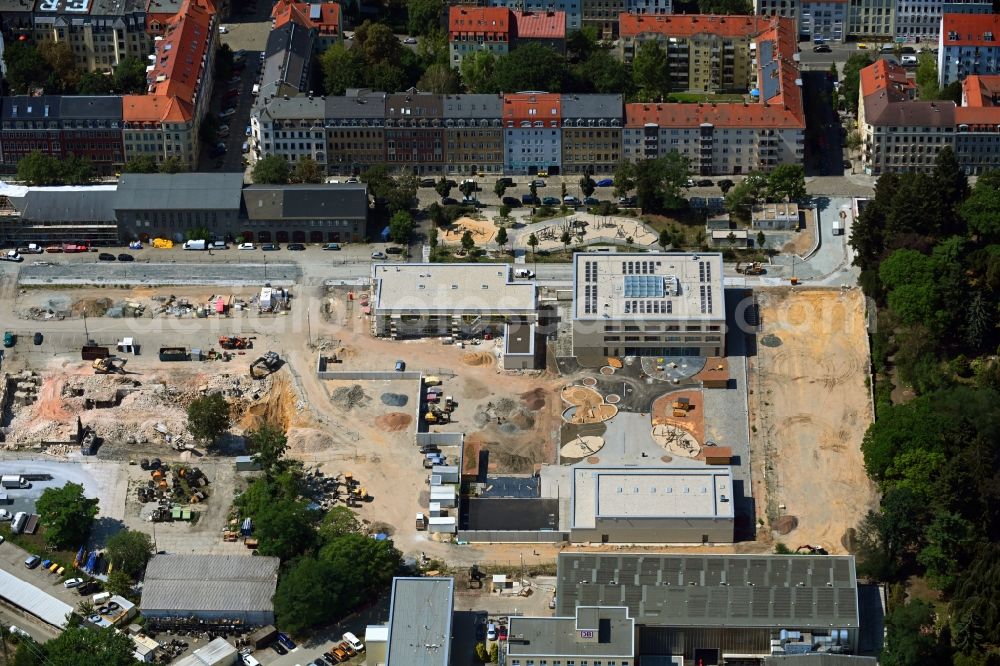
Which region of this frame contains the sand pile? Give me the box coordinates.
[286,427,335,456]
[773,515,799,535]
[462,352,494,366]
[375,413,412,432]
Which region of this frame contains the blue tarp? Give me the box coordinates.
[380,226,390,241]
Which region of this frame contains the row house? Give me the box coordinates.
[489,0,581,32]
[503,92,562,175]
[251,96,326,169]
[443,94,504,176]
[385,92,446,176]
[0,95,124,174]
[623,18,805,175]
[938,13,1000,87]
[955,74,1000,175]
[560,94,622,175]
[753,0,847,43]
[619,14,762,94]
[448,7,567,68]
[324,90,388,174]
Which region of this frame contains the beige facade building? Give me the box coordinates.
[443,94,504,175]
[561,94,623,175]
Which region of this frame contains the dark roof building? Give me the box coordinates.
[114,173,244,241]
[260,20,315,100]
[506,606,635,664]
[242,183,369,243]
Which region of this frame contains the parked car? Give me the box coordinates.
[584,196,600,205]
[501,196,522,208]
[371,251,387,260]
[17,243,43,254]
[217,124,230,135]
[24,555,40,569]
[287,243,306,251]
[619,196,638,206]
[441,197,458,206]
[218,24,228,33]
[521,194,539,205]
[261,243,279,251]
[276,633,296,650]
[342,632,365,652]
[541,196,560,206]
[498,625,508,640]
[695,179,713,187]
[323,243,341,250]
[394,360,406,372]
[563,196,581,206]
[239,242,255,250]
[402,36,417,44]
[497,177,514,188]
[98,252,116,261]
[487,623,497,641]
[4,332,15,348]
[209,146,226,158]
[219,107,237,118]
[531,179,546,187]
[419,445,440,454]
[419,178,436,187]
[33,332,42,345]
[271,643,287,655]
[595,178,613,187]
[813,44,832,53]
[63,577,84,588]
[117,253,134,262]
[1,250,22,262]
[385,246,404,254]
[718,179,734,191]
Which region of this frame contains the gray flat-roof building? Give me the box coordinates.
[140,554,279,626]
[556,553,861,663]
[115,173,244,242]
[0,185,119,244]
[505,606,636,666]
[572,252,726,364]
[242,183,368,243]
[365,577,455,666]
[370,263,537,339]
[570,466,735,544]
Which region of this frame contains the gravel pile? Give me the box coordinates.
[380,393,408,407]
[332,384,368,410]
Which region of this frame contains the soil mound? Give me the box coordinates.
[520,388,546,410]
[375,412,412,432]
[773,515,799,535]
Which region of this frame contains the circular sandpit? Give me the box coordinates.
[600,366,616,375]
[586,456,601,464]
[462,351,495,366]
[605,394,621,404]
[651,423,701,458]
[582,377,597,387]
[560,435,605,458]
[562,404,618,424]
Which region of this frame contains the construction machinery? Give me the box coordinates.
[93,357,127,374]
[425,409,450,424]
[249,351,281,379]
[218,336,252,350]
[736,261,765,275]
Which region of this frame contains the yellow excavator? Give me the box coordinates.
[93,357,128,374]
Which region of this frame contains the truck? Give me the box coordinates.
[10,511,27,534]
[1,475,28,489]
[0,250,23,262]
[182,239,207,250]
[16,243,43,254]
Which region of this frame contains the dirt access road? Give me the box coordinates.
[750,288,878,554]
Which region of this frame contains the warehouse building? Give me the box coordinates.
[505,606,636,666]
[241,183,369,243]
[571,252,726,363]
[115,173,244,242]
[365,577,455,666]
[370,264,537,339]
[555,553,861,663]
[140,554,279,625]
[570,466,735,544]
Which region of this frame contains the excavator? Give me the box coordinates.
[93,357,127,374]
[218,336,252,350]
[249,351,281,379]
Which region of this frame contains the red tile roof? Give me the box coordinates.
[859,58,914,103]
[941,13,1000,48]
[619,13,769,39]
[956,75,1000,125]
[449,7,513,38]
[622,16,803,130]
[860,60,956,127]
[513,10,565,40]
[122,94,193,123]
[502,92,561,125]
[272,0,340,37]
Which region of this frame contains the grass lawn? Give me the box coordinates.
[666,92,748,103]
[431,248,514,263]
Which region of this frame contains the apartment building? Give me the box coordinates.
[324,90,388,175]
[443,94,504,176]
[449,7,513,68]
[271,0,341,52]
[571,252,726,362]
[503,92,562,175]
[956,75,1000,174]
[122,0,216,169]
[858,59,955,174]
[582,0,625,38]
[513,9,566,51]
[259,21,315,101]
[848,0,894,39]
[385,92,445,175]
[802,0,847,42]
[938,13,1000,87]
[619,15,760,93]
[560,94,622,175]
[490,0,582,31]
[622,17,805,175]
[628,0,672,15]
[754,0,800,36]
[0,96,124,174]
[251,96,326,169]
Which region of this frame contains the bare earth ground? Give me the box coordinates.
[780,208,816,256]
[749,288,878,553]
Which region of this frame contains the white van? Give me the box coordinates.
[901,55,918,66]
[183,239,207,250]
[513,268,535,279]
[241,655,261,666]
[343,631,365,652]
[92,592,111,604]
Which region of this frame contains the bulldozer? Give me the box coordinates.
[93,357,127,374]
[218,336,252,350]
[249,351,281,379]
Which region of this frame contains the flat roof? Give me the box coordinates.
[573,252,724,321]
[386,577,454,666]
[504,321,534,355]
[372,263,536,315]
[140,554,279,615]
[557,553,860,629]
[0,568,73,628]
[465,497,559,530]
[507,606,634,658]
[116,173,244,211]
[572,467,734,529]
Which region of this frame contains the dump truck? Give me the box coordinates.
[93,357,127,374]
[249,351,281,379]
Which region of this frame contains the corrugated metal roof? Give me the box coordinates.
[19,189,118,223]
[557,554,859,629]
[0,568,73,628]
[173,637,239,666]
[386,578,454,666]
[140,554,279,614]
[116,173,244,211]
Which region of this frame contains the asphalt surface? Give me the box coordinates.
[801,71,847,177]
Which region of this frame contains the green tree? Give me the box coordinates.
[492,43,568,92]
[917,511,978,593]
[17,151,65,186]
[459,180,476,200]
[252,155,291,184]
[632,41,670,101]
[256,498,317,561]
[186,392,230,445]
[435,176,453,200]
[105,570,135,599]
[475,642,489,662]
[355,20,406,64]
[428,227,439,250]
[580,174,596,198]
[725,172,768,218]
[842,52,875,114]
[766,164,807,202]
[246,424,289,478]
[495,225,508,252]
[292,156,323,184]
[915,52,940,100]
[577,50,631,96]
[273,556,342,634]
[528,232,539,256]
[321,43,364,95]
[389,210,415,244]
[318,532,402,601]
[213,44,234,86]
[489,643,499,662]
[460,50,498,93]
[105,530,154,579]
[77,71,114,95]
[38,41,79,93]
[494,179,508,199]
[111,56,148,94]
[36,482,99,549]
[3,41,52,94]
[461,230,476,254]
[757,230,766,249]
[38,626,140,666]
[407,0,444,36]
[318,505,361,542]
[613,160,636,200]
[658,228,670,251]
[952,544,1000,652]
[159,156,185,174]
[560,230,572,253]
[417,63,461,94]
[697,0,752,13]
[386,173,418,214]
[855,486,931,580]
[961,175,1000,241]
[123,155,158,174]
[499,204,511,219]
[881,600,948,666]
[63,155,96,185]
[932,145,969,233]
[634,153,690,213]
